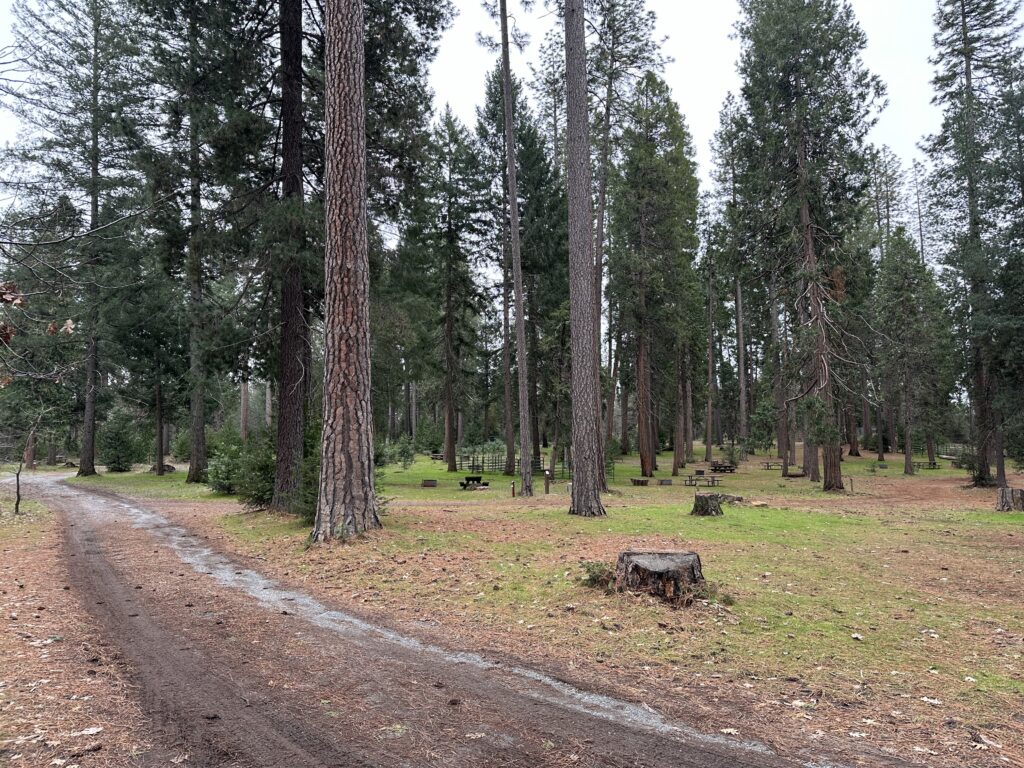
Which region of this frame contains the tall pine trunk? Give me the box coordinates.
[736,276,748,454]
[502,260,515,475]
[313,0,380,540]
[637,323,653,477]
[499,0,532,496]
[272,0,307,510]
[903,379,914,476]
[565,0,604,517]
[240,378,249,443]
[704,264,715,463]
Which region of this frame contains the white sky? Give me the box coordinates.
[429,0,948,182]
[0,0,1012,183]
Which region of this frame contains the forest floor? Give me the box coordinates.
[3,450,1020,767]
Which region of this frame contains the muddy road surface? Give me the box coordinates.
[28,475,842,768]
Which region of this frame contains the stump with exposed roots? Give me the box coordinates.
[996,488,1024,512]
[614,551,705,604]
[691,493,724,517]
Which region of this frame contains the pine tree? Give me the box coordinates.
[734,0,883,491]
[565,0,605,516]
[313,0,380,540]
[927,0,1021,486]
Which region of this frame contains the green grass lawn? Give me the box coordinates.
[65,465,233,501]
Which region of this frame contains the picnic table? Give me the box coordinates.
[711,461,737,473]
[684,474,722,488]
[912,461,941,470]
[430,453,445,461]
[761,461,782,471]
[459,475,489,490]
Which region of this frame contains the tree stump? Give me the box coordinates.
[614,551,705,604]
[691,493,724,516]
[996,488,1024,512]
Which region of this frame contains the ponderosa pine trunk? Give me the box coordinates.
[684,346,694,461]
[605,330,619,446]
[313,0,380,540]
[876,404,885,462]
[272,0,307,510]
[565,0,605,517]
[155,373,164,476]
[499,0,532,496]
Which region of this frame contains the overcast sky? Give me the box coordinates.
[0,0,1015,183]
[429,0,947,182]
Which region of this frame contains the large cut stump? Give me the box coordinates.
[996,488,1024,512]
[615,551,705,604]
[691,493,724,516]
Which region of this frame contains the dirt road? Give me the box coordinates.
[29,475,850,767]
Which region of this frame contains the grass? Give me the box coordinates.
[54,448,1024,763]
[65,465,233,501]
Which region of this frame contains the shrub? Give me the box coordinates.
[235,434,276,509]
[207,443,242,494]
[171,428,191,462]
[98,410,143,472]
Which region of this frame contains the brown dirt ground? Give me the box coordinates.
[0,491,180,766]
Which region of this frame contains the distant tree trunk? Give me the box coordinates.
[46,438,57,466]
[637,324,653,477]
[240,378,249,443]
[619,384,630,455]
[704,265,715,463]
[926,434,936,465]
[736,277,748,454]
[995,420,1007,489]
[499,0,532,497]
[876,404,885,462]
[410,381,417,442]
[886,404,897,455]
[862,392,872,447]
[312,0,380,540]
[673,350,687,476]
[771,288,786,461]
[605,331,619,446]
[846,406,860,456]
[155,373,165,476]
[684,346,694,461]
[502,263,515,475]
[444,399,457,472]
[265,381,273,427]
[78,334,99,476]
[272,0,306,510]
[22,430,37,470]
[528,280,542,465]
[565,0,605,517]
[903,383,914,476]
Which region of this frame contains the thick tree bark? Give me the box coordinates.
[313,0,380,540]
[272,0,307,510]
[46,438,57,466]
[499,0,533,496]
[564,0,605,517]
